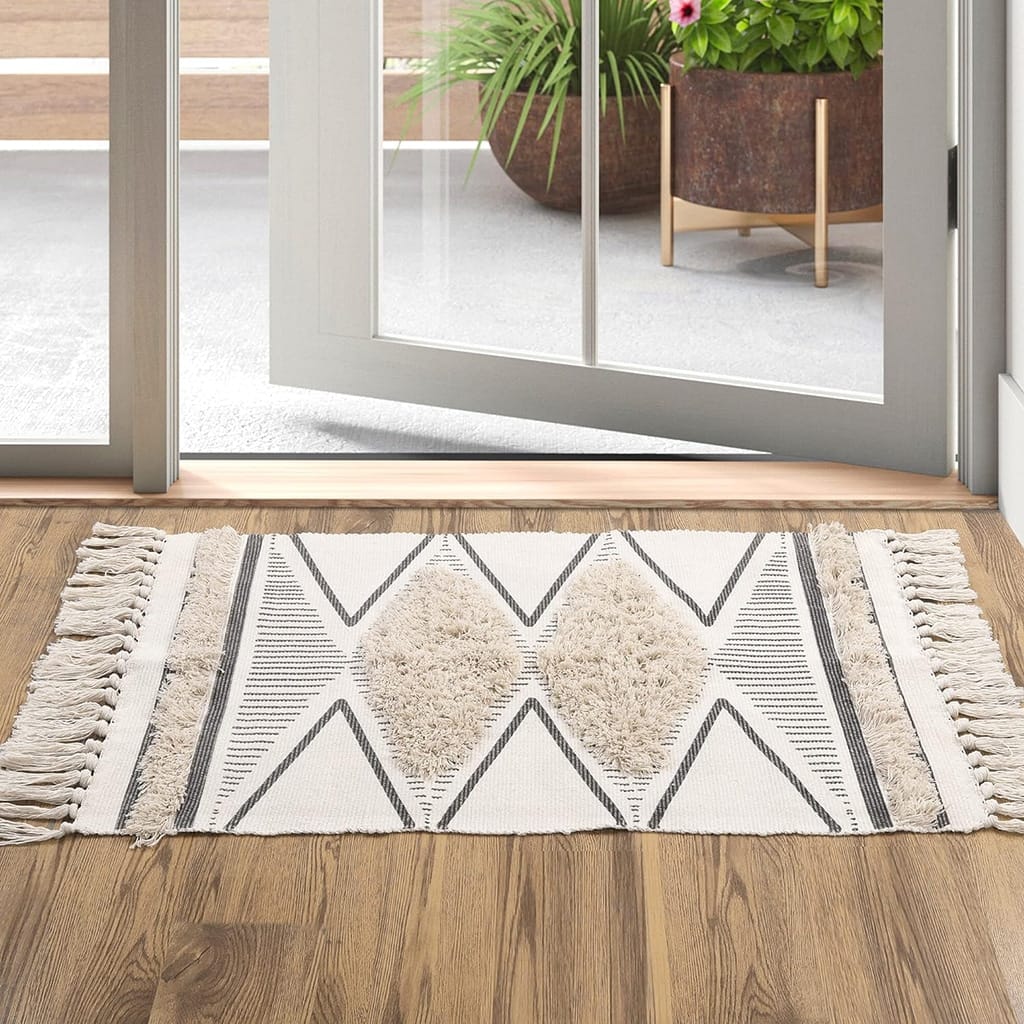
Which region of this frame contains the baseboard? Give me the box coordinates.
[999,374,1024,543]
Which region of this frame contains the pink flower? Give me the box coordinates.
[670,0,701,27]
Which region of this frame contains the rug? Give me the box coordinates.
[1,523,1021,845]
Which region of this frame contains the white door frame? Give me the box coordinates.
[1001,1,1024,540]
[0,0,178,491]
[958,0,1006,495]
[1,2,1005,489]
[120,0,180,493]
[270,0,954,476]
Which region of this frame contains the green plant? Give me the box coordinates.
[670,0,883,75]
[403,0,676,186]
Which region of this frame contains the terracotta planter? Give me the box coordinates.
[486,90,661,214]
[669,57,883,214]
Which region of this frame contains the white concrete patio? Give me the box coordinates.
[0,147,883,454]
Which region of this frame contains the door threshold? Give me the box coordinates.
[0,460,996,508]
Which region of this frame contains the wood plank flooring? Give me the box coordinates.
[0,507,1021,1024]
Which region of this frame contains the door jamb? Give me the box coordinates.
[115,0,180,493]
[0,2,180,486]
[958,0,1007,495]
[134,1,1004,489]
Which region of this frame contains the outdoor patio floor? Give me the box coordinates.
[1,148,883,454]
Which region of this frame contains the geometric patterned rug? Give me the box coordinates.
[2,523,1022,845]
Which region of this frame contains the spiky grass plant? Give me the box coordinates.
[402,0,676,186]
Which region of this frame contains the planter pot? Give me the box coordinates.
[669,56,883,214]
[486,90,661,214]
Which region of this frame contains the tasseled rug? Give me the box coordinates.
[1,523,1021,845]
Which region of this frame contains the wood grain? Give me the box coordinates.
[0,507,1020,1023]
[383,72,481,142]
[0,460,996,508]
[384,0,487,58]
[0,0,269,59]
[0,1,484,142]
[0,0,486,59]
[148,924,322,1023]
[0,70,478,142]
[0,74,111,139]
[0,73,267,142]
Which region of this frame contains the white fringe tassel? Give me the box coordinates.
[0,523,166,845]
[888,529,1024,833]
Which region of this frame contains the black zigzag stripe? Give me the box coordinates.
[290,534,433,626]
[648,699,841,832]
[454,534,599,626]
[437,697,626,830]
[225,699,415,832]
[621,532,766,626]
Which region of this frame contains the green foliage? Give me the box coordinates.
[403,0,676,186]
[674,0,883,75]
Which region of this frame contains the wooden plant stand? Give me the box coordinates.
[659,82,882,288]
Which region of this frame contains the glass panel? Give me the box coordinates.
[179,138,269,453]
[0,10,110,442]
[181,0,745,456]
[598,1,884,398]
[378,0,580,360]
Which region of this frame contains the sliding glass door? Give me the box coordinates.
[0,0,131,476]
[0,0,176,486]
[269,0,954,473]
[0,1,962,478]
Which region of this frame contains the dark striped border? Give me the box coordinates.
[793,533,892,830]
[175,534,265,830]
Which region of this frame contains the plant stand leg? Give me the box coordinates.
[660,83,674,267]
[815,97,829,288]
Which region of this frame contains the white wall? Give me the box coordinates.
[1002,2,1024,541]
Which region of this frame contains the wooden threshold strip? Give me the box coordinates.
[0,460,997,508]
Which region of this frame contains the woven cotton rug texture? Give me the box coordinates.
[2,523,1022,845]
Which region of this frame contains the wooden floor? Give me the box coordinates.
[0,460,996,508]
[1,506,1022,1024]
